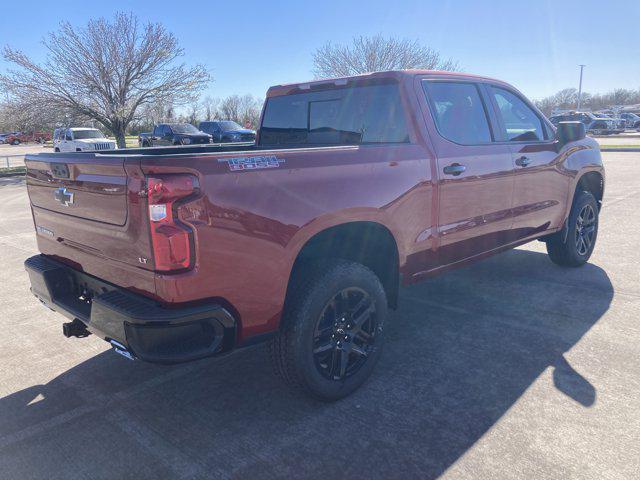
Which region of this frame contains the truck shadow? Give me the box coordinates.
[0,248,613,479]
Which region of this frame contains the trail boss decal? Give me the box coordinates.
[219,155,285,172]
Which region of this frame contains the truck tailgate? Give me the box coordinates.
[27,155,128,225]
[25,153,157,297]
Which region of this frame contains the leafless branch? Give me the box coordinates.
[0,12,210,147]
[312,35,459,79]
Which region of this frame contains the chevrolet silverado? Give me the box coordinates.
[24,70,604,400]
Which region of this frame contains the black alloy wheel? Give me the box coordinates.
[575,204,596,256]
[547,190,599,267]
[269,260,388,400]
[312,287,378,381]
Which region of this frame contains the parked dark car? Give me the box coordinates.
[594,113,626,133]
[199,120,256,143]
[0,132,17,144]
[619,112,640,129]
[138,123,211,147]
[549,112,619,135]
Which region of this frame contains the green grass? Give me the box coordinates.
[599,144,640,149]
[105,136,139,148]
[0,166,26,176]
[125,136,138,148]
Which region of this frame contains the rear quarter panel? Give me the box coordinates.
[141,143,434,341]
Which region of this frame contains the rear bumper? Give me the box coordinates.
[25,254,236,364]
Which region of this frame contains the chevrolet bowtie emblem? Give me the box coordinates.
[54,187,74,207]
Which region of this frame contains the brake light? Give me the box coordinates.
[146,175,198,272]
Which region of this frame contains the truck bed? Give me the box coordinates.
[113,142,259,156]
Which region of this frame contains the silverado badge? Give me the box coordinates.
[218,155,285,172]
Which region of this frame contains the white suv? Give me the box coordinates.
[53,128,117,152]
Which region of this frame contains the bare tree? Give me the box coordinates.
[607,88,637,106]
[0,12,210,147]
[532,97,557,118]
[0,96,89,132]
[219,95,242,121]
[218,94,262,128]
[312,35,458,79]
[238,95,263,128]
[131,99,175,134]
[201,96,220,121]
[533,87,640,117]
[186,99,201,125]
[553,88,579,109]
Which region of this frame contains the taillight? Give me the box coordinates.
[146,174,198,272]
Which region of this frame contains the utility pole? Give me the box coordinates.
[577,64,586,111]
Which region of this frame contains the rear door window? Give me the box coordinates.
[260,83,409,146]
[422,81,493,145]
[490,87,546,142]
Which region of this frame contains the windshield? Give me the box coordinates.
[72,129,105,139]
[170,123,200,134]
[219,121,243,131]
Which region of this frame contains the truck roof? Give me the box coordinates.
[266,69,510,98]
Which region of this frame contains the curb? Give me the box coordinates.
[600,148,640,152]
[592,134,640,139]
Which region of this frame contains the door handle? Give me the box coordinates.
[515,156,531,167]
[443,163,466,176]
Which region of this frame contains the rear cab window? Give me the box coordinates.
[422,81,493,145]
[259,82,409,146]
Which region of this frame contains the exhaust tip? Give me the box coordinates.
[110,340,136,361]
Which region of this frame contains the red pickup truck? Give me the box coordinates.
[24,71,604,400]
[5,131,52,145]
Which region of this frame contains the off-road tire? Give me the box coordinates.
[269,260,387,401]
[547,191,599,267]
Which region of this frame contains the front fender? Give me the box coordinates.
[559,137,604,223]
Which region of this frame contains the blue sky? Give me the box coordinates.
[0,0,638,101]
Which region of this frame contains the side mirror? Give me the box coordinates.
[556,121,586,147]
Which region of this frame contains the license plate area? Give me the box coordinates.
[53,268,110,321]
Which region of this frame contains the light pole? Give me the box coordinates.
[577,64,586,111]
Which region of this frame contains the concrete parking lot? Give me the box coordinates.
[0,143,52,156]
[0,153,639,479]
[0,144,51,169]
